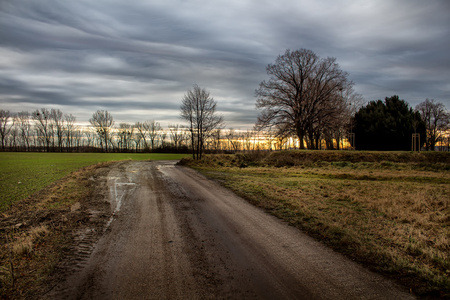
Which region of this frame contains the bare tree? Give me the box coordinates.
[242,130,254,151]
[168,124,185,150]
[9,119,19,151]
[64,114,77,150]
[50,109,65,152]
[15,111,32,151]
[416,99,450,151]
[32,108,53,152]
[134,122,149,150]
[256,49,351,149]
[84,129,94,150]
[181,85,224,160]
[210,128,223,152]
[131,123,143,152]
[118,123,134,152]
[226,128,241,152]
[0,110,14,151]
[89,110,114,152]
[147,121,162,150]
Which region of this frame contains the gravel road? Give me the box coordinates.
[47,160,415,299]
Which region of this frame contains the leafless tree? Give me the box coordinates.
[181,85,224,159]
[256,49,351,149]
[131,124,143,152]
[50,109,65,152]
[0,110,14,151]
[168,124,185,150]
[32,108,53,152]
[226,128,241,152]
[64,114,77,150]
[134,122,149,150]
[210,128,223,152]
[89,110,114,152]
[147,120,162,150]
[118,123,134,152]
[9,120,19,150]
[14,111,32,151]
[416,99,450,151]
[242,130,254,151]
[133,120,161,151]
[84,129,94,149]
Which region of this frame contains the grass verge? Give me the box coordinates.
[180,151,450,298]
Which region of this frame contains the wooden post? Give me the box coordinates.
[412,133,420,152]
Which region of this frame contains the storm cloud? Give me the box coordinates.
[1,0,449,128]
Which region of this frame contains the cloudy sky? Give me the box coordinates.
[1,0,449,128]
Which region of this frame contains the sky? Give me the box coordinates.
[1,0,449,129]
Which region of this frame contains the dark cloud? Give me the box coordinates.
[1,0,449,128]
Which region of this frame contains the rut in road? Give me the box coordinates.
[47,160,415,300]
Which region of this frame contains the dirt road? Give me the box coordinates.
[47,160,415,299]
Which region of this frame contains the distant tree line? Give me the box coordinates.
[0,106,271,154]
[0,108,193,153]
[1,48,449,153]
[1,96,448,153]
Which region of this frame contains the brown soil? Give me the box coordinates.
[0,162,114,299]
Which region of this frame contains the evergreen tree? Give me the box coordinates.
[353,96,425,150]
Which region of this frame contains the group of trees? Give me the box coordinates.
[254,48,449,153]
[0,108,192,153]
[88,111,192,153]
[0,108,79,152]
[352,97,449,151]
[352,96,425,151]
[1,48,448,156]
[0,104,284,154]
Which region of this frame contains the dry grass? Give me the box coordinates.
[181,151,450,297]
[11,225,49,256]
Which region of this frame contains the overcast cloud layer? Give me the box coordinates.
[1,0,449,128]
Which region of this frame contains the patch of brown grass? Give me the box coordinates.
[11,225,50,256]
[182,151,450,297]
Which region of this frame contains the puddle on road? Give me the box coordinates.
[106,176,137,229]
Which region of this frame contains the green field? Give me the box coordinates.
[0,152,189,212]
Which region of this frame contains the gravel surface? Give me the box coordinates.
[46,160,415,299]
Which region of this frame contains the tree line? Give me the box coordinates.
[0,106,289,154]
[1,48,449,155]
[0,108,193,153]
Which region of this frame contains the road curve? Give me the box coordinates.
[48,160,415,299]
